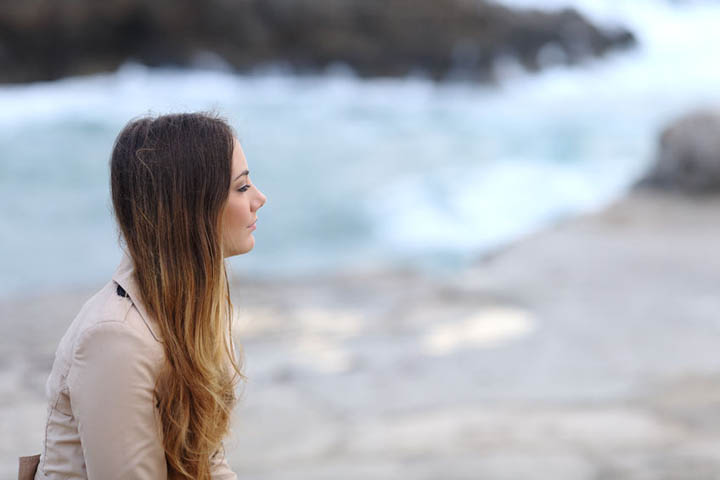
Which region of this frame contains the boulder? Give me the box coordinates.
[0,0,635,84]
[638,110,720,193]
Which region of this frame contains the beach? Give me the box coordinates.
[3,0,720,478]
[4,188,720,479]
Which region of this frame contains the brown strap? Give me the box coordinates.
[18,454,40,480]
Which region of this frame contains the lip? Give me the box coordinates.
[248,220,257,229]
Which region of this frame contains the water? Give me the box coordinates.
[1,0,720,298]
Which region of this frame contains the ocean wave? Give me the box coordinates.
[2,1,720,294]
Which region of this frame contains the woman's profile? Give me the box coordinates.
[26,112,266,479]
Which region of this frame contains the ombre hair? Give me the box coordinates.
[110,112,243,479]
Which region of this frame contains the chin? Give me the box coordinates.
[236,239,255,256]
[223,233,255,258]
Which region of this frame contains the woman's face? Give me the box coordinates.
[222,138,267,257]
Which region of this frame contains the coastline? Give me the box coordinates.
[4,189,720,478]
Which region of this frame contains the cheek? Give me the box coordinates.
[223,198,249,234]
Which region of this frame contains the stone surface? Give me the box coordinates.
[4,190,720,478]
[638,110,720,193]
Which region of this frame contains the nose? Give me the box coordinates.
[252,188,267,211]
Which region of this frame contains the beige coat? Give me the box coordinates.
[34,254,238,479]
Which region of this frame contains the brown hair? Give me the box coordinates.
[110,112,243,479]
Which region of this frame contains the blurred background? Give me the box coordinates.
[3,0,720,478]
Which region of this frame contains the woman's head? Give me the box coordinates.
[109,112,263,479]
[111,112,265,261]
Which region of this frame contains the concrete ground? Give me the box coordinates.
[3,190,720,479]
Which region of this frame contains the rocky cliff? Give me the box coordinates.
[0,0,635,83]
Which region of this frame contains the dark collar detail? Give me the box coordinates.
[116,284,129,298]
[111,252,162,342]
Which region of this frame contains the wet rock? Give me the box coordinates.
[0,0,635,83]
[638,110,720,193]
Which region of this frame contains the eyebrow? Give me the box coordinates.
[233,170,249,182]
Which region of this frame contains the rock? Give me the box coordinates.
[637,110,720,193]
[0,0,635,84]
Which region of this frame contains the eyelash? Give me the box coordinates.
[237,185,251,193]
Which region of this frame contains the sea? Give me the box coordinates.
[1,0,720,298]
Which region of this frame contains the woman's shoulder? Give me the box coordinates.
[57,280,164,370]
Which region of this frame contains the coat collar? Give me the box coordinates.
[111,251,162,343]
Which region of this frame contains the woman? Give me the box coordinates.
[28,112,266,479]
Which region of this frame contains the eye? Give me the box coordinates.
[237,185,250,193]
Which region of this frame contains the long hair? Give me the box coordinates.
[110,112,244,479]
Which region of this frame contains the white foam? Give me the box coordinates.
[2,1,720,293]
